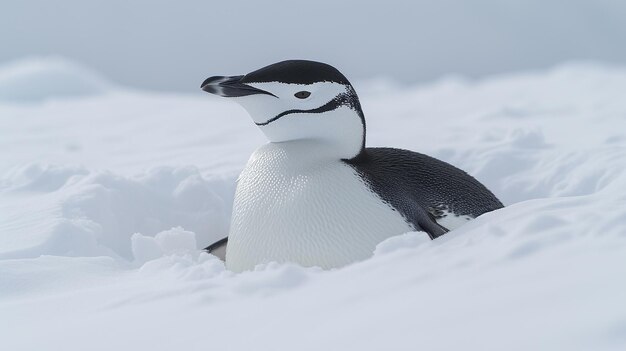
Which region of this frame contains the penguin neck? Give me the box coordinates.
[266,137,361,165]
[258,105,366,161]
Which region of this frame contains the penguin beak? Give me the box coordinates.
[200,75,276,97]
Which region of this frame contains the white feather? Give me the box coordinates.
[436,210,473,230]
[226,140,414,272]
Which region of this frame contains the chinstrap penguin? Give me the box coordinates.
[201,60,503,272]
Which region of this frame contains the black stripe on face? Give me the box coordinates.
[255,95,343,126]
[254,88,364,127]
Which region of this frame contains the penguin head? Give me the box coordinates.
[201,60,365,159]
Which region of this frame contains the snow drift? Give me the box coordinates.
[0,57,113,102]
[1,58,625,350]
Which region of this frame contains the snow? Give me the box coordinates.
[0,57,113,102]
[1,58,626,350]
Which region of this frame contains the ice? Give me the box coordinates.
[1,58,625,350]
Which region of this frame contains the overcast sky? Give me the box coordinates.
[2,0,626,91]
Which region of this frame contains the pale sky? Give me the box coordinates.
[2,0,625,91]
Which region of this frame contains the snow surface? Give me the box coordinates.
[1,58,625,350]
[0,57,113,102]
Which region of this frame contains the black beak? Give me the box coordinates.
[200,75,276,97]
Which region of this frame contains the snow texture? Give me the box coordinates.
[1,58,625,350]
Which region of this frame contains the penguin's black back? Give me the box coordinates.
[344,147,503,237]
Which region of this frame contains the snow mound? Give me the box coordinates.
[1,61,626,350]
[132,227,197,265]
[0,164,234,260]
[0,57,113,102]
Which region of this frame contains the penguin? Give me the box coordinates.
[201,60,503,272]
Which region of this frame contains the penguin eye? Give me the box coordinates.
[294,91,311,99]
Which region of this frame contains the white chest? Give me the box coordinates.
[226,142,414,272]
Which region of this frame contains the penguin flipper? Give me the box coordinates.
[204,237,228,261]
[418,212,449,240]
